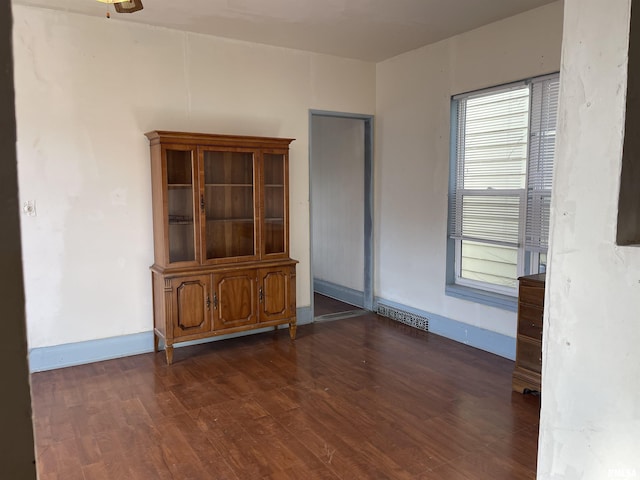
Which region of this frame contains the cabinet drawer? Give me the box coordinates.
[518,303,543,340]
[516,336,542,373]
[519,283,544,307]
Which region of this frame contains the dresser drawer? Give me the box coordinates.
[519,283,545,307]
[516,336,542,373]
[518,303,543,340]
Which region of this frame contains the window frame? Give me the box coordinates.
[446,73,559,309]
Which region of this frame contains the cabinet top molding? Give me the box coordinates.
[145,130,295,149]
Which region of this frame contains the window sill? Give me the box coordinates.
[445,284,518,312]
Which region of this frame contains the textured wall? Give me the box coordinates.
[375,2,564,337]
[13,5,375,349]
[538,0,640,478]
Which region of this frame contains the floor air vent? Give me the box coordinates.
[377,304,429,332]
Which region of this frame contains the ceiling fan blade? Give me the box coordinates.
[114,0,143,13]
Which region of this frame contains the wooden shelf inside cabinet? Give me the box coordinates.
[205,183,253,187]
[146,130,297,365]
[512,272,545,394]
[168,215,193,224]
[206,218,254,223]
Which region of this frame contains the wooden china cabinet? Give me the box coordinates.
[146,131,297,364]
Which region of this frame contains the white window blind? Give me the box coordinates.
[525,77,560,252]
[449,73,559,294]
[450,85,530,248]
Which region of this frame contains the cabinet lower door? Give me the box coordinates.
[258,267,292,323]
[213,270,257,329]
[170,275,211,338]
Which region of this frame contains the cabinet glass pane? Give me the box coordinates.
[264,153,286,255]
[167,149,196,263]
[203,151,255,259]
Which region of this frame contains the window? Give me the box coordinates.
[448,74,559,298]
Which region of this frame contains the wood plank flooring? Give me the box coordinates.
[31,313,540,479]
[314,293,362,317]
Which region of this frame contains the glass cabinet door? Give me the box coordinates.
[202,150,257,261]
[263,153,287,256]
[166,148,198,264]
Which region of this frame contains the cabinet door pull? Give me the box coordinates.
[200,195,205,211]
[206,295,211,310]
[259,287,264,303]
[213,292,218,309]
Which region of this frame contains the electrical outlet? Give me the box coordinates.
[23,200,36,217]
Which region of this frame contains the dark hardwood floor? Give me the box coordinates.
[31,313,540,479]
[314,293,363,317]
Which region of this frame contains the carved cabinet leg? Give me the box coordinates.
[165,345,174,365]
[288,323,297,340]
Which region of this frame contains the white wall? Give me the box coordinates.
[538,0,640,478]
[374,1,564,338]
[311,116,365,292]
[13,5,375,349]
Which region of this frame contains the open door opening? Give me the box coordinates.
[309,111,374,321]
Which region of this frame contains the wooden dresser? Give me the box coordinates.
[512,273,545,393]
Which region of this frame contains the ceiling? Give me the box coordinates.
[12,0,557,62]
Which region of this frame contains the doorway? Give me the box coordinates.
[309,110,374,320]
